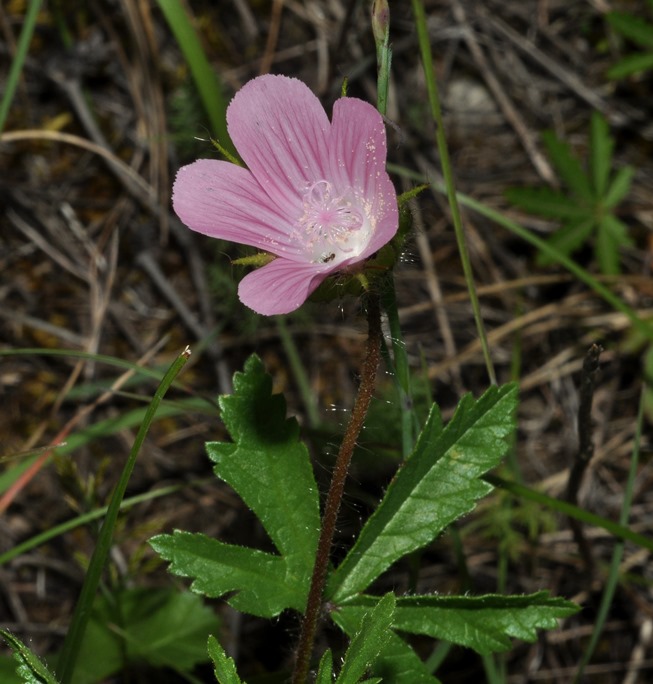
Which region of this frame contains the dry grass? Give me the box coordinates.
[1,0,652,682]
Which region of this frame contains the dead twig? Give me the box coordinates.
[565,343,603,574]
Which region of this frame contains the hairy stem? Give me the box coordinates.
[292,294,383,684]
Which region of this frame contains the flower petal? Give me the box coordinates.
[329,97,388,195]
[172,159,304,258]
[329,98,399,256]
[238,258,332,315]
[227,75,330,213]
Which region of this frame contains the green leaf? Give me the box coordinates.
[505,187,590,220]
[151,355,320,617]
[0,655,23,684]
[328,386,518,603]
[208,354,320,583]
[541,131,593,200]
[603,165,634,208]
[607,51,653,78]
[69,588,219,683]
[331,611,441,684]
[602,214,633,247]
[207,635,244,684]
[338,592,579,656]
[0,630,59,684]
[336,594,396,684]
[316,650,334,684]
[596,215,632,275]
[57,349,191,684]
[535,218,595,266]
[150,531,303,617]
[120,588,219,670]
[589,112,613,197]
[607,12,653,49]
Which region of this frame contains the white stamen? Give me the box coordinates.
[295,180,373,264]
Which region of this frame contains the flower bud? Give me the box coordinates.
[372,0,390,46]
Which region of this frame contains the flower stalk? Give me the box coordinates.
[292,293,383,684]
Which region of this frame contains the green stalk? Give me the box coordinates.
[155,0,235,156]
[411,0,496,385]
[372,0,416,456]
[276,316,320,428]
[56,348,191,684]
[0,0,44,133]
[372,0,391,117]
[380,278,416,458]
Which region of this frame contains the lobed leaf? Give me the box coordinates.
[541,132,593,201]
[208,635,244,684]
[607,12,653,49]
[337,592,579,656]
[589,112,613,197]
[603,165,635,208]
[207,354,320,583]
[316,650,334,684]
[535,218,595,266]
[152,355,321,617]
[0,630,59,684]
[150,531,304,617]
[597,215,633,275]
[327,385,518,603]
[331,611,441,684]
[336,593,396,684]
[607,51,653,78]
[70,587,219,682]
[504,187,590,220]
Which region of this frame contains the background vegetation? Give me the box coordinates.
[1,0,652,682]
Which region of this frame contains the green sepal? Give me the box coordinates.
[210,136,243,166]
[397,184,429,208]
[232,252,276,267]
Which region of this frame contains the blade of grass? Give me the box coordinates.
[0,483,190,567]
[155,0,235,157]
[573,386,645,682]
[0,347,168,381]
[411,0,496,385]
[380,278,417,458]
[373,2,416,457]
[485,474,653,554]
[0,0,43,133]
[387,163,653,342]
[56,347,191,684]
[0,396,211,498]
[276,316,320,429]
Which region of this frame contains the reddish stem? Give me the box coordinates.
[292,294,383,684]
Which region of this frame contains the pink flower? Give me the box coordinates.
[172,74,398,316]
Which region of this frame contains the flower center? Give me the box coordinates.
[296,181,371,264]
